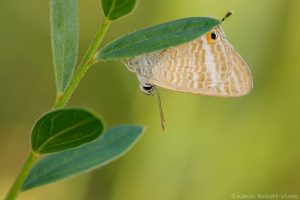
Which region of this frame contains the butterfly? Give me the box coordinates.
[125,12,253,129]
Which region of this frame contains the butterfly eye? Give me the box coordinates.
[140,83,154,95]
[211,32,218,40]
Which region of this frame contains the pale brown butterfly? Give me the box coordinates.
[125,12,253,130]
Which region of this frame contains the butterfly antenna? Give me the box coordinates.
[154,86,165,131]
[120,59,130,70]
[221,11,233,22]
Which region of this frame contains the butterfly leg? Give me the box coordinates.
[139,82,165,130]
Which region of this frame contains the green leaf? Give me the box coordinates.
[51,0,78,92]
[97,17,221,60]
[31,108,104,154]
[22,125,144,191]
[101,0,136,21]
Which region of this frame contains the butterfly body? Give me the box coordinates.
[127,26,253,97]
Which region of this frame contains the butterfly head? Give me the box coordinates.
[140,82,155,95]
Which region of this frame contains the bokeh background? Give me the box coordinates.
[1,0,300,199]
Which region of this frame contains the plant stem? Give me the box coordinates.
[5,151,40,200]
[5,17,111,200]
[54,18,111,109]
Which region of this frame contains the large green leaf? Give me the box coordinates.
[31,108,104,154]
[97,17,221,60]
[23,125,144,191]
[101,0,136,21]
[51,0,78,92]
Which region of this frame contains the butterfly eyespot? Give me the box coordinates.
[211,32,218,40]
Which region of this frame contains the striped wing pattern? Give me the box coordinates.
[149,27,252,97]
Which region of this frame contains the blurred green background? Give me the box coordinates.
[1,0,300,199]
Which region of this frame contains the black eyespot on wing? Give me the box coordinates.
[211,32,218,40]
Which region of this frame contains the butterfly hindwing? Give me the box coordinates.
[219,43,253,96]
[127,26,253,97]
[149,26,252,97]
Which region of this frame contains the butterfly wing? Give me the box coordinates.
[219,43,253,96]
[149,27,252,97]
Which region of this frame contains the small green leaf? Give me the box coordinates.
[31,108,104,154]
[101,0,136,21]
[97,17,221,60]
[23,125,144,191]
[51,0,78,92]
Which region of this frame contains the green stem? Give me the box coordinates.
[5,152,40,200]
[5,17,111,200]
[54,18,111,109]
